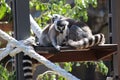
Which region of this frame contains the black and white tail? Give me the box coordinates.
[68,33,105,49]
[23,55,33,80]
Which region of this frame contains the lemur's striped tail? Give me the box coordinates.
[68,33,105,49]
[23,55,33,80]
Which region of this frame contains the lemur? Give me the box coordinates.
[51,14,105,49]
[52,14,93,37]
[38,19,69,50]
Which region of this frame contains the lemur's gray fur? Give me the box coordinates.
[51,14,105,49]
[38,19,69,50]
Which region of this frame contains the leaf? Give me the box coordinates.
[36,5,40,10]
[0,4,7,19]
[95,61,108,75]
[58,76,65,80]
[0,65,9,80]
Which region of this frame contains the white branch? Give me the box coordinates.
[30,14,42,39]
[9,37,36,57]
[0,29,80,80]
[0,43,14,61]
[0,48,6,53]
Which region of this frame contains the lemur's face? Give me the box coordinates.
[54,20,69,33]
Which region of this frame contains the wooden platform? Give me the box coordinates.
[33,44,117,63]
[0,44,117,64]
[0,22,13,32]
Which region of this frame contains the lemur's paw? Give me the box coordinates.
[55,45,61,51]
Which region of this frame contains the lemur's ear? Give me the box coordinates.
[53,19,58,25]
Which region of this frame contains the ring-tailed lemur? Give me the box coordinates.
[52,14,93,36]
[52,14,105,49]
[22,15,39,80]
[38,19,69,50]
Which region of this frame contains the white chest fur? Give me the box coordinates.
[57,29,68,45]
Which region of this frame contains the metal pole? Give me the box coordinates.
[111,0,120,79]
[12,0,30,80]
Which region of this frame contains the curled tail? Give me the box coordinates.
[23,55,33,80]
[68,33,105,49]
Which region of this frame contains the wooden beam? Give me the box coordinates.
[1,44,117,65]
[33,44,117,63]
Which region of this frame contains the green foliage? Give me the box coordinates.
[0,64,16,80]
[76,61,108,75]
[37,70,67,80]
[0,64,9,80]
[0,0,11,21]
[95,61,108,75]
[30,0,97,28]
[37,63,73,80]
[37,61,108,80]
[63,62,73,72]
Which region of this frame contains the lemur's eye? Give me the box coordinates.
[62,26,65,30]
[57,26,60,30]
[57,26,65,31]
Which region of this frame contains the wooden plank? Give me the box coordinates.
[91,44,117,60]
[0,22,13,32]
[43,50,97,62]
[1,44,117,63]
[33,44,117,63]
